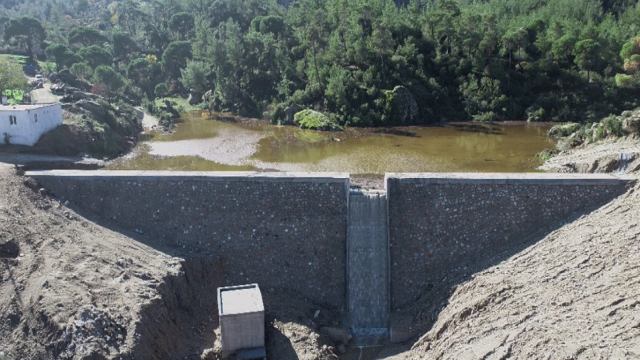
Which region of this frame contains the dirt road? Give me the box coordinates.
[30,82,60,104]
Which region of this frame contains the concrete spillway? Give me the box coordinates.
[347,189,389,343]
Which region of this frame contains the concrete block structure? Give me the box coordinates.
[218,284,265,358]
[0,103,62,146]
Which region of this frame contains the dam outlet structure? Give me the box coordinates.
[26,170,633,347]
[347,189,390,344]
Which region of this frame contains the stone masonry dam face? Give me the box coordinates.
[27,170,631,341]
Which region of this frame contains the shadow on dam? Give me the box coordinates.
[25,170,633,360]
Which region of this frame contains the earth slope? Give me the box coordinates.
[393,160,640,359]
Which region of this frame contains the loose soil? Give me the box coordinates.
[0,162,341,360]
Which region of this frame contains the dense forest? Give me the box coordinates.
[2,0,640,127]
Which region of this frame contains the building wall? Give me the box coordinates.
[386,173,629,309]
[0,104,62,146]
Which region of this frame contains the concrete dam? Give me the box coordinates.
[26,170,631,343]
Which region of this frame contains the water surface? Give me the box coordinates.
[109,112,556,174]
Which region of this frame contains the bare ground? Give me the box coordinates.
[541,136,640,174]
[0,162,340,360]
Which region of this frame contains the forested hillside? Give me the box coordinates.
[2,0,640,126]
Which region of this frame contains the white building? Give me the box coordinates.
[0,103,63,146]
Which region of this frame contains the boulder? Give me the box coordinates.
[385,86,419,123]
[188,92,201,105]
[293,109,342,131]
[622,116,640,134]
[284,104,303,124]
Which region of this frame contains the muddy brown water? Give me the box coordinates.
[108,111,556,174]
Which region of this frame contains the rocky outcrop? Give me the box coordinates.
[621,110,640,134]
[385,86,419,124]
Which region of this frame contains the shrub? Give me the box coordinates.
[548,122,581,137]
[293,109,342,131]
[602,115,626,137]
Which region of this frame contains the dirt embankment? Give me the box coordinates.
[541,137,640,174]
[0,163,340,360]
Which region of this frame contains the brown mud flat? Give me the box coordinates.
[109,113,555,174]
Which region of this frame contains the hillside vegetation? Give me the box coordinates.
[2,0,640,127]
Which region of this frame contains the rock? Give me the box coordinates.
[548,123,581,138]
[188,93,202,106]
[202,90,213,104]
[76,100,108,120]
[71,91,100,102]
[293,110,342,131]
[384,86,419,123]
[337,344,347,354]
[321,327,351,345]
[622,117,640,134]
[284,104,303,124]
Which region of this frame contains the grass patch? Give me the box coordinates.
[154,96,204,113]
[0,54,56,73]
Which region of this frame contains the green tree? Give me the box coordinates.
[574,39,601,82]
[552,34,577,63]
[68,26,107,48]
[162,41,193,80]
[179,60,210,97]
[78,45,113,69]
[3,16,45,59]
[169,12,195,40]
[70,62,93,81]
[112,32,138,64]
[45,43,81,70]
[93,65,125,92]
[155,83,169,98]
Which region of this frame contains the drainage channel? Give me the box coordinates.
[347,189,390,346]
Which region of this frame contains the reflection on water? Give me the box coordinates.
[108,112,556,174]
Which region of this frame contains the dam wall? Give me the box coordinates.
[27,171,350,309]
[386,173,629,308]
[28,170,630,320]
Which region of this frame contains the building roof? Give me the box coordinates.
[0,103,60,111]
[218,284,264,315]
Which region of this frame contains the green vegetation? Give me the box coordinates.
[294,109,342,131]
[0,56,27,96]
[545,107,640,154]
[548,123,582,137]
[2,0,640,128]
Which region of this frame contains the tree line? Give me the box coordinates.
[2,0,640,126]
